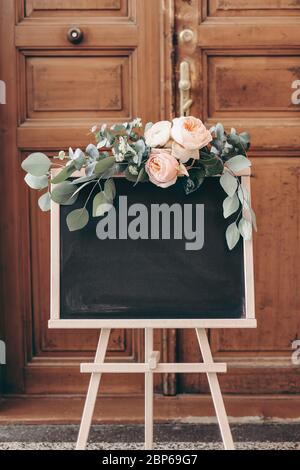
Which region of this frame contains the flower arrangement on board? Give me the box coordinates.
[21,116,257,250]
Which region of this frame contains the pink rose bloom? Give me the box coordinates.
[146,151,183,189]
[171,116,212,150]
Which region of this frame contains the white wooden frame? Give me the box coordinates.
[48,169,256,451]
[49,169,256,330]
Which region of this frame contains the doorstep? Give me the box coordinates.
[0,394,300,424]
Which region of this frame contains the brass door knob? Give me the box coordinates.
[67,27,84,45]
[179,29,194,43]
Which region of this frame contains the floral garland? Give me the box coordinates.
[21,117,257,250]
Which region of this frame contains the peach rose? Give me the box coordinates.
[145,151,188,189]
[171,141,200,164]
[171,116,212,150]
[145,121,172,148]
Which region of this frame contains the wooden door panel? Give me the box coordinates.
[209,0,300,17]
[208,56,300,115]
[25,0,129,18]
[25,55,131,119]
[16,0,161,151]
[15,25,138,49]
[198,22,300,48]
[204,53,300,150]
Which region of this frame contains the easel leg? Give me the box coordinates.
[76,328,111,450]
[196,328,235,450]
[144,328,154,450]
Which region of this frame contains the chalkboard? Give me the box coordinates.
[59,177,246,320]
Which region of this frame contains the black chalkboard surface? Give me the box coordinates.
[60,178,245,320]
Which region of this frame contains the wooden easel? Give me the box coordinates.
[76,327,234,451]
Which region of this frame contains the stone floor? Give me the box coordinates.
[0,423,299,450]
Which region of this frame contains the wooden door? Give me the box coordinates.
[175,0,300,402]
[0,0,174,396]
[1,0,300,417]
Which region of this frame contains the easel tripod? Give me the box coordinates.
[76,327,234,450]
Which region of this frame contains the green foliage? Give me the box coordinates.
[20,118,256,250]
[124,167,138,183]
[86,144,99,161]
[24,174,48,190]
[220,172,238,197]
[22,153,51,177]
[226,223,241,251]
[135,167,148,186]
[93,192,113,217]
[38,192,51,212]
[238,218,252,241]
[201,155,224,177]
[51,181,78,205]
[66,208,89,232]
[95,157,116,176]
[51,163,76,184]
[226,155,251,173]
[223,194,240,219]
[104,179,116,201]
[183,166,205,195]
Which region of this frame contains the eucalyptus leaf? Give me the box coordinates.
[93,192,107,217]
[113,124,126,133]
[183,166,205,195]
[95,156,115,176]
[72,149,85,170]
[216,123,225,141]
[100,166,118,180]
[226,155,251,173]
[223,194,240,219]
[226,223,240,251]
[97,139,108,150]
[220,172,238,197]
[86,144,99,160]
[134,167,148,186]
[239,132,251,150]
[22,153,51,177]
[124,168,138,183]
[74,175,96,185]
[134,139,146,159]
[104,179,116,202]
[62,194,79,206]
[227,133,240,147]
[51,181,78,205]
[85,162,97,177]
[69,147,75,159]
[99,151,110,160]
[210,146,219,156]
[238,185,250,206]
[51,162,76,184]
[72,181,94,198]
[238,218,253,241]
[24,174,48,190]
[38,192,51,212]
[95,202,114,217]
[66,208,89,232]
[93,192,113,217]
[203,156,224,176]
